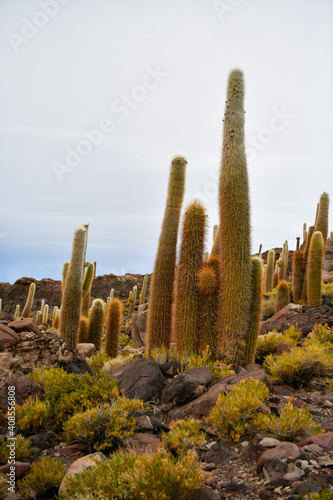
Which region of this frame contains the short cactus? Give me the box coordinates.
[42,304,49,325]
[78,316,89,343]
[292,249,305,304]
[105,297,123,358]
[88,299,105,350]
[275,280,290,313]
[197,264,218,353]
[13,305,20,321]
[139,274,148,305]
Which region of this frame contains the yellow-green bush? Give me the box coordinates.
[63,398,145,452]
[181,346,233,378]
[322,282,333,300]
[62,449,203,500]
[263,344,333,388]
[88,350,111,374]
[119,333,130,346]
[0,435,33,464]
[28,367,119,432]
[162,418,205,455]
[206,378,269,442]
[149,345,177,365]
[311,324,333,344]
[256,326,302,363]
[262,295,276,320]
[255,398,321,441]
[15,397,51,434]
[104,353,136,374]
[300,488,333,500]
[18,456,64,498]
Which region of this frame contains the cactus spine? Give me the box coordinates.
[265,249,275,293]
[42,304,49,325]
[60,226,87,346]
[81,262,94,317]
[217,69,251,365]
[174,201,207,356]
[314,192,329,242]
[307,231,324,308]
[88,299,105,350]
[105,297,122,358]
[244,257,264,364]
[275,280,290,313]
[147,156,187,355]
[292,249,305,304]
[139,274,148,305]
[22,282,36,318]
[78,316,89,343]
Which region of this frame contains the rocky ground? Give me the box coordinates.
[0,305,333,499]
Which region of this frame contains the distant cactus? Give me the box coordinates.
[42,304,49,325]
[81,262,94,317]
[22,282,36,318]
[88,299,105,350]
[292,249,305,304]
[139,274,149,305]
[62,261,70,298]
[277,258,284,282]
[204,251,210,263]
[36,310,42,324]
[307,231,324,308]
[314,192,329,242]
[78,316,89,343]
[216,68,251,366]
[174,201,207,356]
[330,231,333,241]
[54,308,60,329]
[275,280,290,313]
[147,156,187,355]
[244,257,264,364]
[265,249,275,293]
[52,306,59,328]
[105,297,123,358]
[282,241,289,278]
[303,223,307,243]
[128,291,134,314]
[60,226,87,346]
[14,305,20,321]
[258,244,262,256]
[40,299,45,315]
[197,264,218,353]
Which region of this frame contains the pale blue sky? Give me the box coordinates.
[0,0,332,283]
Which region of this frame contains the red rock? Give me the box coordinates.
[0,461,31,479]
[298,432,333,451]
[125,433,162,455]
[59,443,88,456]
[7,318,40,335]
[257,442,300,471]
[0,325,20,349]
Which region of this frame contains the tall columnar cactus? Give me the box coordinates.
[301,225,315,302]
[275,280,290,313]
[62,261,70,298]
[139,274,149,305]
[22,282,36,318]
[105,297,123,358]
[314,192,329,242]
[296,237,300,251]
[81,262,94,317]
[307,231,324,308]
[174,201,207,356]
[244,257,264,364]
[292,249,306,304]
[210,225,220,257]
[42,304,49,325]
[147,156,187,355]
[60,226,87,346]
[88,298,105,350]
[197,263,219,354]
[78,316,89,343]
[217,69,251,365]
[282,241,289,278]
[265,249,275,293]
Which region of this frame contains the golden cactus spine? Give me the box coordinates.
[105,297,123,358]
[197,261,219,354]
[21,282,36,318]
[147,156,187,355]
[217,68,251,365]
[60,226,87,346]
[174,201,207,356]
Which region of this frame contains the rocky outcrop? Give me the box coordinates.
[260,305,333,336]
[0,273,151,317]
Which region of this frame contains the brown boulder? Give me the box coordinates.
[257,442,300,472]
[7,318,40,335]
[125,433,162,455]
[0,325,20,350]
[0,461,31,479]
[298,432,333,451]
[0,371,44,412]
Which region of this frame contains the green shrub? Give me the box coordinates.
[63,398,145,452]
[119,333,130,346]
[206,378,269,441]
[256,326,302,363]
[263,344,333,388]
[180,346,233,378]
[255,398,321,441]
[162,418,205,455]
[28,368,119,432]
[0,434,33,463]
[18,456,64,498]
[311,324,333,344]
[149,345,177,365]
[322,282,333,300]
[301,488,333,500]
[88,351,111,374]
[62,449,203,500]
[104,353,136,374]
[15,398,51,434]
[0,475,7,500]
